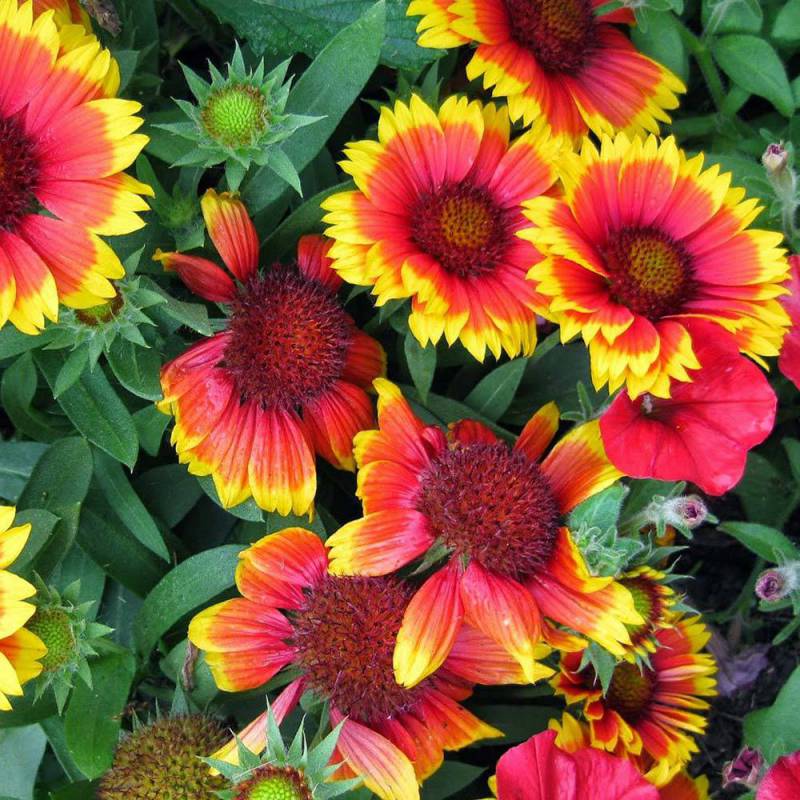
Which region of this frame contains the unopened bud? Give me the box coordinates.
[663,495,708,530]
[722,746,764,789]
[763,143,789,177]
[755,565,798,602]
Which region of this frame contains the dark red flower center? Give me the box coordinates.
[417,442,560,579]
[604,661,656,722]
[603,226,695,319]
[290,575,423,725]
[503,0,597,75]
[222,266,352,410]
[0,113,40,232]
[411,182,512,279]
[620,575,663,649]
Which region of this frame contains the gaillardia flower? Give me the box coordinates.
[660,773,710,800]
[98,715,229,799]
[492,729,658,800]
[189,527,506,800]
[617,566,675,661]
[326,379,640,688]
[522,134,790,398]
[0,505,46,710]
[600,321,777,495]
[157,190,385,514]
[0,0,152,334]
[553,616,716,771]
[32,0,89,27]
[322,94,561,361]
[407,0,684,140]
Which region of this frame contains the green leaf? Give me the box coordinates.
[53,348,89,398]
[404,334,436,404]
[243,1,386,213]
[198,0,435,70]
[0,441,47,503]
[569,484,627,533]
[36,351,139,469]
[133,545,244,657]
[702,0,762,34]
[464,359,526,421]
[93,449,169,561]
[735,451,799,528]
[18,437,93,512]
[421,762,485,799]
[133,405,169,456]
[198,476,264,521]
[712,35,794,117]
[745,664,800,760]
[0,326,48,360]
[631,9,689,85]
[78,488,167,597]
[141,277,212,336]
[772,0,800,42]
[264,181,352,260]
[64,650,136,779]
[134,464,204,527]
[469,704,557,744]
[0,725,47,799]
[719,521,800,563]
[10,508,60,578]
[106,338,163,401]
[1,353,65,442]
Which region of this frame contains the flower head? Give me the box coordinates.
[326,379,641,688]
[97,715,229,799]
[617,566,676,660]
[0,0,152,334]
[757,749,800,800]
[599,320,777,495]
[553,616,717,771]
[492,729,658,799]
[189,527,503,800]
[156,190,385,515]
[755,564,800,603]
[407,0,684,140]
[160,45,318,190]
[523,134,790,398]
[0,505,46,710]
[322,94,562,361]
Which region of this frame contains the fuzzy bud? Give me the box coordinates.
[722,746,764,789]
[763,143,789,177]
[755,565,799,602]
[663,495,708,530]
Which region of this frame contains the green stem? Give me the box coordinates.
[675,19,727,112]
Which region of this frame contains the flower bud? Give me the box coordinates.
[762,143,789,177]
[663,495,708,530]
[722,746,764,788]
[755,565,798,602]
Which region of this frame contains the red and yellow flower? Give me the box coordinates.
[0,0,152,334]
[157,190,386,515]
[660,772,709,800]
[407,0,684,140]
[321,94,561,362]
[326,379,640,688]
[617,566,676,661]
[32,0,89,27]
[0,506,46,710]
[189,527,508,800]
[553,616,717,772]
[522,134,790,398]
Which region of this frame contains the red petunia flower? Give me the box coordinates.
[758,750,800,800]
[599,321,777,496]
[157,190,386,514]
[779,255,800,390]
[493,729,658,799]
[189,527,508,800]
[326,379,641,688]
[407,0,684,141]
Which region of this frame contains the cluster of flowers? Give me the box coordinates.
[1,0,799,798]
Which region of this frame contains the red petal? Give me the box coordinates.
[758,751,800,800]
[200,189,259,282]
[154,250,235,303]
[296,234,341,291]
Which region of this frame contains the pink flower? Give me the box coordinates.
[600,321,776,496]
[758,750,800,799]
[779,255,800,390]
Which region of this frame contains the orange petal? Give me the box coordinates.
[540,419,622,514]
[235,527,327,608]
[154,249,236,303]
[296,234,341,291]
[460,561,547,684]
[394,562,464,688]
[342,329,387,389]
[330,713,419,800]
[415,687,502,750]
[514,401,560,462]
[326,510,435,576]
[200,189,259,282]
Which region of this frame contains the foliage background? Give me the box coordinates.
[0,0,799,797]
